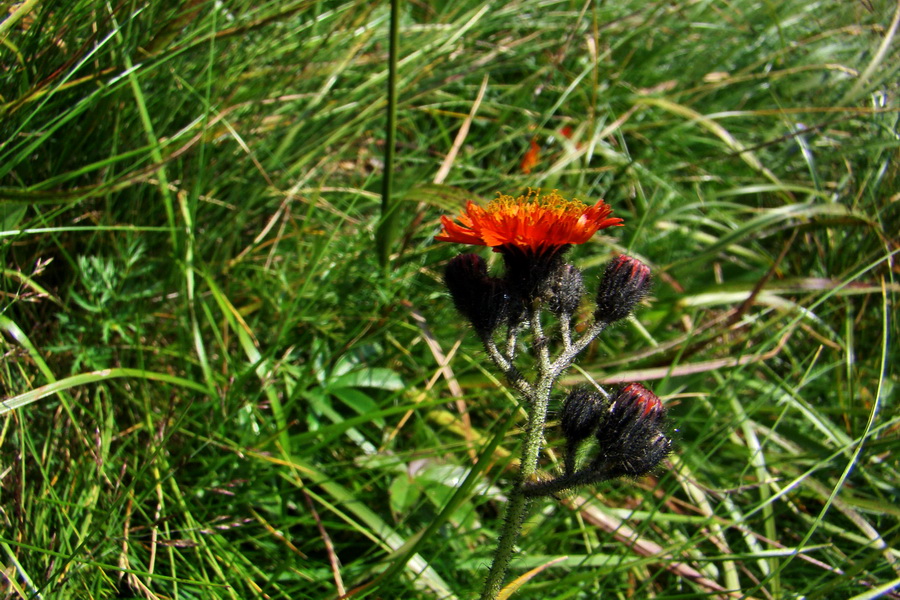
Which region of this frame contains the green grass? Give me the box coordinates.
[1,0,898,598]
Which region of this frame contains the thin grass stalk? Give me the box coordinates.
[376,0,401,269]
[0,0,40,42]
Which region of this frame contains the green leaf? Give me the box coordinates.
[328,367,405,391]
[389,474,421,517]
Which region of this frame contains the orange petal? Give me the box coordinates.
[520,139,540,174]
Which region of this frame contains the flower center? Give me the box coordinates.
[486,190,588,219]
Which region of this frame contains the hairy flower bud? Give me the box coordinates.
[560,386,607,444]
[559,385,608,477]
[595,255,651,324]
[593,383,671,478]
[444,254,508,336]
[546,263,585,315]
[500,244,569,306]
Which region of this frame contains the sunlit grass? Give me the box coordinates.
[1,1,897,598]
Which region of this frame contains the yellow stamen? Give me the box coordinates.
[487,190,588,217]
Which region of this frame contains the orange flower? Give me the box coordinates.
[436,190,623,255]
[520,138,540,174]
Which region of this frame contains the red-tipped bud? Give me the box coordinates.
[593,383,671,478]
[595,255,651,323]
[444,254,509,336]
[546,263,585,315]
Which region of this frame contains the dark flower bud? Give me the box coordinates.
[444,254,509,336]
[499,244,569,306]
[595,255,651,324]
[593,383,671,478]
[560,386,607,444]
[546,263,585,315]
[616,431,672,478]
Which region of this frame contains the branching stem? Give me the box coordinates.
[478,308,611,599]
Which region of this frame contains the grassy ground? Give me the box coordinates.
[1,1,898,598]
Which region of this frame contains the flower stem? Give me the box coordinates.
[479,379,551,600]
[480,303,556,599]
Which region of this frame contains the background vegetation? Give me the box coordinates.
[1,0,897,598]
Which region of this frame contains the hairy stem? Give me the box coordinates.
[521,466,612,498]
[479,376,551,600]
[483,336,533,399]
[479,302,614,598]
[479,301,555,600]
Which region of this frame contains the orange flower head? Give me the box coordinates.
[435,190,623,256]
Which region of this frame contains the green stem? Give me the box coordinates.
[375,0,401,269]
[480,299,558,599]
[522,466,613,498]
[483,336,532,398]
[479,378,551,600]
[479,301,615,598]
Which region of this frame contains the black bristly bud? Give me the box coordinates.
[595,255,651,324]
[499,244,570,306]
[546,263,585,316]
[560,385,608,476]
[444,254,509,336]
[560,386,607,444]
[592,383,671,478]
